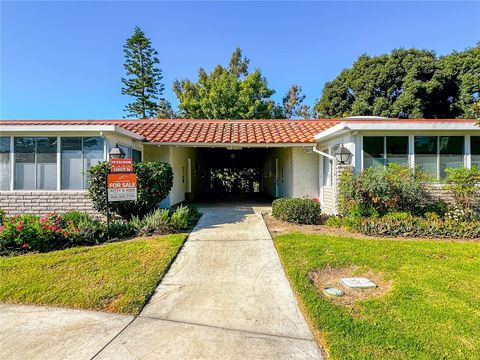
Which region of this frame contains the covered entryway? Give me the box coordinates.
[197,148,273,201]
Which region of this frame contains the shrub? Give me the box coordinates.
[272,198,321,225]
[0,214,74,253]
[444,166,480,210]
[186,205,202,226]
[0,209,5,225]
[136,209,172,236]
[108,219,135,239]
[326,215,480,239]
[75,217,106,245]
[61,211,91,227]
[338,164,435,217]
[87,161,174,220]
[170,206,189,230]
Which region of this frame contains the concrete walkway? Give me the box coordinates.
[0,206,322,359]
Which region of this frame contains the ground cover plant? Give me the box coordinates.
[274,233,480,359]
[0,234,186,314]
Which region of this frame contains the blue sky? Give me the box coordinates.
[1,1,479,119]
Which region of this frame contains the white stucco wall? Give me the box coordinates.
[290,147,319,198]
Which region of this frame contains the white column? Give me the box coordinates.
[9,136,14,191]
[465,135,471,169]
[56,136,61,191]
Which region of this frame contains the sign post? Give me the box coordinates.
[105,158,137,239]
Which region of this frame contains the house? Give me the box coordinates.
[0,117,478,215]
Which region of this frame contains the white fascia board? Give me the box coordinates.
[345,121,479,132]
[313,121,479,141]
[314,122,350,141]
[145,142,315,148]
[0,124,144,141]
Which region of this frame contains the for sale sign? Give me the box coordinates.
[107,173,137,202]
[111,158,133,173]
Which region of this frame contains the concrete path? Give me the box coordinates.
[0,206,323,359]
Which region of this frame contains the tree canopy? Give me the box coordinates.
[314,45,480,119]
[173,48,277,119]
[122,26,164,118]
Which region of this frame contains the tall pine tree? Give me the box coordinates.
[122,26,164,118]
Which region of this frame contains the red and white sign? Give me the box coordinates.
[107,173,137,202]
[110,158,133,173]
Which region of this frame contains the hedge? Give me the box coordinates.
[272,198,321,225]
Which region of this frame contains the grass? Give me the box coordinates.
[0,234,186,314]
[274,233,480,360]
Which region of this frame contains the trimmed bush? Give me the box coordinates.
[87,161,174,220]
[272,198,321,225]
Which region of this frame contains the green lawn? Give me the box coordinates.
[0,234,186,314]
[274,233,480,360]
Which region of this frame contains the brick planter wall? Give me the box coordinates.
[0,191,100,217]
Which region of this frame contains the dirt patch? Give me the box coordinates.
[262,212,369,239]
[308,266,393,307]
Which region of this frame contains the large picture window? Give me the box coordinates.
[15,137,57,190]
[61,137,104,189]
[414,136,464,179]
[0,137,10,190]
[363,136,408,168]
[472,136,480,169]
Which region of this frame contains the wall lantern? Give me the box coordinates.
[334,144,352,164]
[109,144,125,159]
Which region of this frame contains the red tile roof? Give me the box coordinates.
[0,118,476,144]
[0,119,341,144]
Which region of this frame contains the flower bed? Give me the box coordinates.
[0,205,201,255]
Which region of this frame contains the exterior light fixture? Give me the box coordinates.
[109,143,125,159]
[334,144,352,164]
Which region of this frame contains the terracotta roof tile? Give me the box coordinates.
[1,118,474,144]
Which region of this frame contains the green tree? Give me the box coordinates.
[157,99,177,119]
[173,48,276,119]
[122,26,164,118]
[315,45,480,119]
[281,84,312,119]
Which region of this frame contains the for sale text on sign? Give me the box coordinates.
[111,158,133,173]
[107,173,137,202]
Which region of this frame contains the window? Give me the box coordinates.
[363,136,408,168]
[61,137,104,189]
[0,137,10,190]
[439,136,464,178]
[117,144,131,159]
[386,137,408,166]
[414,136,464,179]
[472,136,480,169]
[414,136,438,178]
[132,149,142,163]
[15,137,57,190]
[363,137,384,168]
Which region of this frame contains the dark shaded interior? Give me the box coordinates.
[196,148,273,201]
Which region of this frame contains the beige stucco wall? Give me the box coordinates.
[144,145,204,207]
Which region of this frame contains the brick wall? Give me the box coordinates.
[0,191,100,217]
